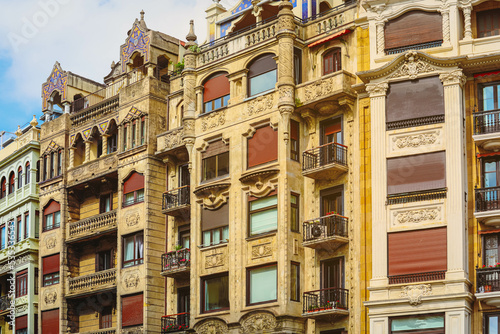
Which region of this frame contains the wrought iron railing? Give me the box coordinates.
[474,109,500,135]
[303,287,349,313]
[298,0,356,24]
[388,271,446,284]
[162,249,190,272]
[477,267,500,293]
[386,115,445,131]
[162,186,190,211]
[476,187,500,212]
[161,313,190,333]
[302,142,347,172]
[68,268,116,293]
[68,210,117,238]
[0,295,11,312]
[386,188,447,205]
[303,214,348,243]
[385,40,443,55]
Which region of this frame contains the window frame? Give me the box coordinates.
[202,226,229,248]
[479,81,500,112]
[0,224,5,249]
[96,249,114,272]
[290,120,300,162]
[16,215,22,243]
[100,306,113,329]
[9,171,15,194]
[248,193,278,237]
[389,313,445,334]
[323,48,342,76]
[43,272,60,287]
[291,262,300,302]
[477,9,500,38]
[16,269,28,297]
[202,151,229,182]
[201,272,230,313]
[57,150,62,176]
[247,54,277,97]
[100,193,113,213]
[0,177,5,198]
[43,211,61,232]
[122,232,144,268]
[17,166,22,189]
[24,212,29,239]
[246,263,278,306]
[291,193,300,233]
[25,162,30,185]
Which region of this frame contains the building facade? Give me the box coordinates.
[0,119,41,333]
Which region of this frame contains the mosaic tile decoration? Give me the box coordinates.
[122,106,145,124]
[42,64,68,110]
[98,120,110,134]
[70,134,76,147]
[291,0,297,7]
[220,21,232,38]
[231,0,251,14]
[121,23,150,72]
[43,140,62,154]
[302,0,308,20]
[82,128,92,141]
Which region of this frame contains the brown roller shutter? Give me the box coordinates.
[290,120,299,141]
[386,76,444,123]
[202,202,229,230]
[248,126,278,168]
[42,254,60,275]
[387,151,446,195]
[204,73,230,103]
[202,140,228,159]
[44,200,60,216]
[122,293,143,327]
[123,172,144,194]
[248,54,277,78]
[385,11,443,50]
[16,315,27,329]
[41,309,59,334]
[388,227,447,276]
[324,122,341,136]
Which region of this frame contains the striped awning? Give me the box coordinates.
[308,29,351,48]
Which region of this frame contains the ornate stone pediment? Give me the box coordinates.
[195,318,229,334]
[240,169,279,198]
[42,140,62,155]
[121,106,147,124]
[194,182,230,210]
[239,311,277,333]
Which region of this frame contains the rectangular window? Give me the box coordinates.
[100,193,113,213]
[15,315,28,333]
[294,48,302,85]
[477,9,500,38]
[290,120,299,162]
[250,70,277,96]
[249,194,278,236]
[131,121,137,148]
[35,268,39,295]
[390,314,444,333]
[204,95,230,113]
[57,150,62,175]
[202,273,229,313]
[202,152,229,181]
[24,212,29,239]
[201,202,229,247]
[247,264,277,305]
[50,152,55,179]
[108,133,117,154]
[123,232,144,268]
[35,211,39,238]
[291,193,299,233]
[203,73,230,113]
[42,309,59,334]
[122,293,143,327]
[43,156,48,181]
[0,224,5,250]
[291,262,300,302]
[248,126,278,168]
[140,117,146,145]
[16,216,22,243]
[123,124,128,151]
[43,211,60,231]
[202,226,229,247]
[100,306,113,329]
[42,254,60,287]
[96,249,113,271]
[480,82,500,112]
[123,172,145,207]
[16,270,28,297]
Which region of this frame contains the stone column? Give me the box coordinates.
[63,102,71,114]
[376,21,386,55]
[366,82,389,286]
[195,86,203,114]
[439,6,451,45]
[69,148,75,169]
[440,69,467,280]
[101,134,109,156]
[84,140,92,164]
[463,5,472,40]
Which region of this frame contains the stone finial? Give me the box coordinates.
[186,20,197,44]
[140,10,145,21]
[15,125,22,137]
[30,115,39,128]
[213,0,220,3]
[111,61,115,69]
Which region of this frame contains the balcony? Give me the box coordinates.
[161,248,190,279]
[473,109,500,150]
[162,186,190,217]
[476,267,500,307]
[0,295,11,315]
[475,187,500,226]
[67,268,117,297]
[67,153,118,186]
[156,127,188,161]
[67,210,117,242]
[388,271,446,285]
[302,142,348,179]
[303,214,348,251]
[78,330,116,334]
[302,287,349,319]
[161,313,190,333]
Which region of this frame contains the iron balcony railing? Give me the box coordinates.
[385,40,443,55]
[386,188,447,205]
[162,248,190,272]
[474,109,500,135]
[297,0,356,23]
[302,142,347,172]
[303,287,349,314]
[388,271,446,284]
[0,295,11,312]
[161,313,190,333]
[476,186,500,212]
[303,213,348,243]
[477,267,500,293]
[162,186,190,211]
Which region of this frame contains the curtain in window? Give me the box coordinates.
[136,234,144,260]
[250,266,277,304]
[205,275,229,311]
[250,196,278,235]
[124,237,134,262]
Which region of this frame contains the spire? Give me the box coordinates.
[138,10,148,30]
[140,9,145,21]
[186,20,197,47]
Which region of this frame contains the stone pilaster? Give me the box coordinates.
[102,134,109,156]
[69,147,75,169]
[463,5,472,40]
[84,140,92,163]
[376,21,385,55]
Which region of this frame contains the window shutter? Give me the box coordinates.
[41,309,59,334]
[201,202,229,231]
[387,151,446,195]
[123,172,145,194]
[388,227,447,276]
[122,293,144,327]
[202,140,228,159]
[42,254,60,275]
[384,11,443,50]
[248,126,278,168]
[290,120,299,141]
[44,201,60,216]
[16,315,28,329]
[204,73,230,103]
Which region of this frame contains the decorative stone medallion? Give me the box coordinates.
[240,312,277,333]
[401,284,432,305]
[196,319,228,334]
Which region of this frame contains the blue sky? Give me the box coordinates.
[0,0,243,138]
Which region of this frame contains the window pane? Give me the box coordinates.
[137,189,144,202]
[217,152,229,177]
[291,263,299,301]
[250,208,278,235]
[222,95,230,107]
[205,275,229,311]
[484,86,495,111]
[214,98,222,110]
[250,195,278,211]
[222,226,229,241]
[391,315,444,331]
[136,234,144,260]
[250,70,277,96]
[54,211,60,226]
[203,231,211,247]
[203,156,217,180]
[125,192,134,204]
[124,236,134,263]
[46,214,53,229]
[205,101,212,113]
[489,315,499,334]
[213,229,221,245]
[250,266,277,304]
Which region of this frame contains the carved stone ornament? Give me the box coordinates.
[400,284,432,305]
[0,255,30,275]
[251,242,272,259]
[395,208,441,225]
[16,304,28,315]
[205,251,225,269]
[125,211,140,227]
[121,326,144,334]
[184,119,195,131]
[277,15,295,31]
[71,167,84,177]
[439,69,467,87]
[88,161,99,172]
[247,94,274,115]
[196,319,229,334]
[163,127,184,150]
[202,109,226,132]
[304,76,336,102]
[393,132,438,149]
[122,271,140,289]
[240,312,277,333]
[366,82,389,97]
[45,234,57,249]
[194,183,230,210]
[388,51,437,80]
[44,289,58,305]
[278,86,294,101]
[240,169,279,198]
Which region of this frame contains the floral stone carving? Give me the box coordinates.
[388,51,437,80]
[44,289,58,305]
[45,234,57,249]
[196,319,228,334]
[162,128,184,150]
[201,110,226,132]
[251,243,272,259]
[240,312,277,333]
[247,94,274,115]
[122,271,140,289]
[393,132,438,149]
[401,284,432,305]
[395,208,440,225]
[125,211,140,227]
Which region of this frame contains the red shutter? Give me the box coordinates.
[42,254,60,275]
[123,172,145,194]
[385,11,442,50]
[16,315,28,329]
[44,201,60,216]
[388,227,447,276]
[324,122,341,136]
[122,293,144,327]
[248,126,278,168]
[203,73,230,103]
[42,309,59,334]
[290,120,299,141]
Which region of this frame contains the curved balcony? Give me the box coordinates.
[302,287,349,319]
[67,210,117,242]
[473,109,500,150]
[302,142,348,179]
[161,313,190,333]
[67,268,116,297]
[476,266,500,307]
[302,213,348,251]
[162,186,191,217]
[475,187,500,226]
[161,249,190,279]
[0,295,11,315]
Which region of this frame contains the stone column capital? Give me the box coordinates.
[439,69,466,87]
[366,82,389,97]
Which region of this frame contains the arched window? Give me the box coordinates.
[0,177,6,198]
[9,172,15,194]
[248,54,277,97]
[25,162,30,185]
[323,48,341,75]
[17,166,22,189]
[203,72,230,113]
[43,200,61,232]
[123,172,145,207]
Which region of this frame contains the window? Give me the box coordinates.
[100,193,113,213]
[201,201,229,247]
[0,224,5,249]
[100,306,113,329]
[249,193,278,236]
[290,120,299,162]
[203,72,230,113]
[24,212,29,239]
[477,9,500,38]
[247,125,278,168]
[179,227,190,249]
[97,249,113,271]
[202,140,229,181]
[486,312,500,334]
[291,193,299,232]
[122,293,143,327]
[42,309,59,334]
[108,132,117,154]
[16,216,22,243]
[321,257,344,290]
[9,171,15,194]
[123,124,128,151]
[50,152,54,179]
[17,166,22,189]
[248,54,277,96]
[43,155,48,180]
[202,273,229,313]
[16,270,27,297]
[0,177,5,198]
[390,314,444,334]
[247,264,277,305]
[15,315,28,334]
[131,120,137,148]
[203,226,229,247]
[25,162,30,184]
[291,262,300,302]
[36,161,40,183]
[57,150,62,175]
[323,48,341,75]
[294,48,302,85]
[42,254,60,287]
[321,187,343,216]
[35,268,39,295]
[140,117,146,145]
[35,211,39,238]
[123,232,144,268]
[43,200,61,232]
[480,82,500,111]
[123,172,144,207]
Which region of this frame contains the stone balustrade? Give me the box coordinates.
[68,210,117,241]
[68,268,116,294]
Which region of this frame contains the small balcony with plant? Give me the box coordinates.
[302,287,349,319]
[161,313,190,333]
[302,212,348,251]
[475,186,500,226]
[476,263,500,307]
[161,247,190,279]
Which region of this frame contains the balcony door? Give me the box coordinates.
[320,258,344,308]
[482,158,500,210]
[321,187,343,216]
[320,118,342,166]
[179,164,190,187]
[479,82,500,133]
[177,287,190,314]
